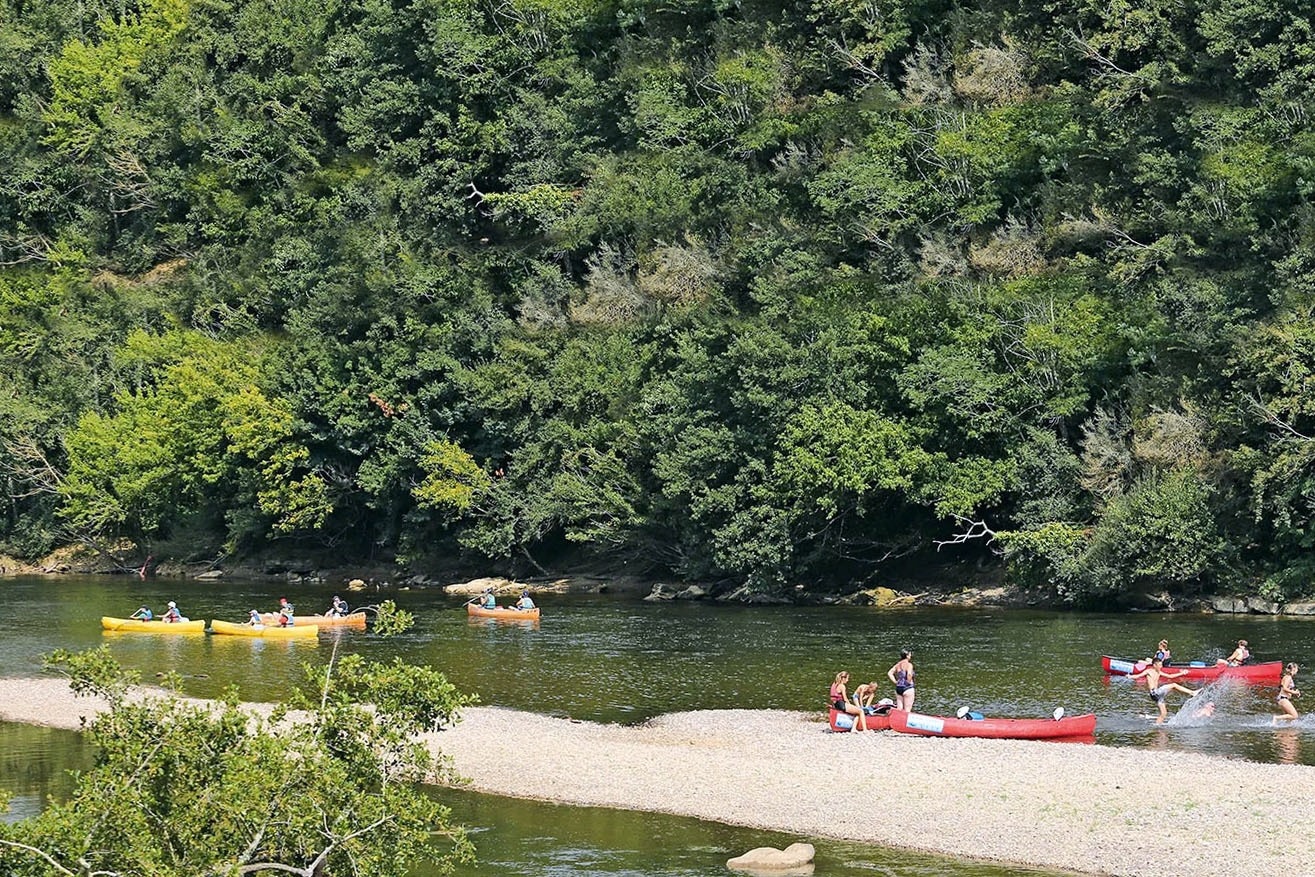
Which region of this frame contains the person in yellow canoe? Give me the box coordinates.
[162,601,183,623]
[130,606,154,621]
[247,609,264,627]
[276,597,295,627]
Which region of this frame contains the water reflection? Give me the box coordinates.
[1275,728,1301,764]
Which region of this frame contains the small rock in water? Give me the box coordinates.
[727,842,815,874]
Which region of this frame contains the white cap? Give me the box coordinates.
[168,601,176,607]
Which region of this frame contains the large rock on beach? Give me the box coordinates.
[726,843,815,873]
[1283,601,1315,616]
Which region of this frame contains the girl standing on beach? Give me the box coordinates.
[1275,663,1301,723]
[887,650,916,711]
[830,671,868,731]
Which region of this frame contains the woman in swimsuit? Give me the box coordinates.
[1275,663,1301,724]
[830,671,867,731]
[1219,640,1250,666]
[887,649,916,712]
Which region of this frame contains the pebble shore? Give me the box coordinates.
[3,677,1314,877]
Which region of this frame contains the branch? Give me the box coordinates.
[0,839,78,876]
[1251,394,1315,442]
[934,515,999,552]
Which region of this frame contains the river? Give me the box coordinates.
[2,574,1312,875]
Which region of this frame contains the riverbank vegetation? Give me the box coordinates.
[2,0,1313,605]
[0,604,475,876]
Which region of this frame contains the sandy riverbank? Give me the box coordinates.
[3,676,1313,877]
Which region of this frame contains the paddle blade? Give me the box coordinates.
[1053,707,1065,721]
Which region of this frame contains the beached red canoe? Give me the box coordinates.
[888,708,1096,740]
[827,707,892,732]
[1100,655,1282,684]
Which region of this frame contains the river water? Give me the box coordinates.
[2,575,1312,875]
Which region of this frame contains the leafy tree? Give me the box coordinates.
[0,603,474,876]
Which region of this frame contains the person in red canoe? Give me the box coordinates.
[1129,657,1198,724]
[830,671,867,731]
[1218,639,1250,666]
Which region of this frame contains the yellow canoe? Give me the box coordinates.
[466,604,540,621]
[101,616,205,633]
[210,619,319,639]
[258,611,366,629]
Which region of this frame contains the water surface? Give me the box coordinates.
[2,575,1312,765]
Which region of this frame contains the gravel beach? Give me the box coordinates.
[3,676,1314,877]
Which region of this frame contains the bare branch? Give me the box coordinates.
[0,839,78,876]
[934,515,999,552]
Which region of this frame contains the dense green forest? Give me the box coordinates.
[2,0,1313,604]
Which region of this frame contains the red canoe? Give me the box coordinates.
[888,708,1096,740]
[827,707,893,732]
[1101,655,1282,684]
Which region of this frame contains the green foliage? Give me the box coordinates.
[4,0,1315,601]
[0,636,474,876]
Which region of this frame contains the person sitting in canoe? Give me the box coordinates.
[130,606,154,621]
[479,588,497,610]
[1219,639,1250,666]
[514,590,535,611]
[1141,639,1170,664]
[328,595,349,617]
[830,671,868,731]
[162,601,183,623]
[247,609,264,627]
[277,597,295,627]
[1274,663,1301,724]
[1129,657,1198,724]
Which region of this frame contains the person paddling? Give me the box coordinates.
[1129,657,1198,724]
[162,601,183,623]
[130,606,154,621]
[830,671,868,731]
[327,595,349,617]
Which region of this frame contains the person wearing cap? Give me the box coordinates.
[129,605,154,621]
[514,590,535,611]
[277,597,295,627]
[1220,640,1250,666]
[162,601,182,623]
[328,595,349,617]
[247,609,264,627]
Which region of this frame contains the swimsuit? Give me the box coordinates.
[1150,685,1169,702]
[894,667,914,695]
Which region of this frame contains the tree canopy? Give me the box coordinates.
[3,0,1314,604]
